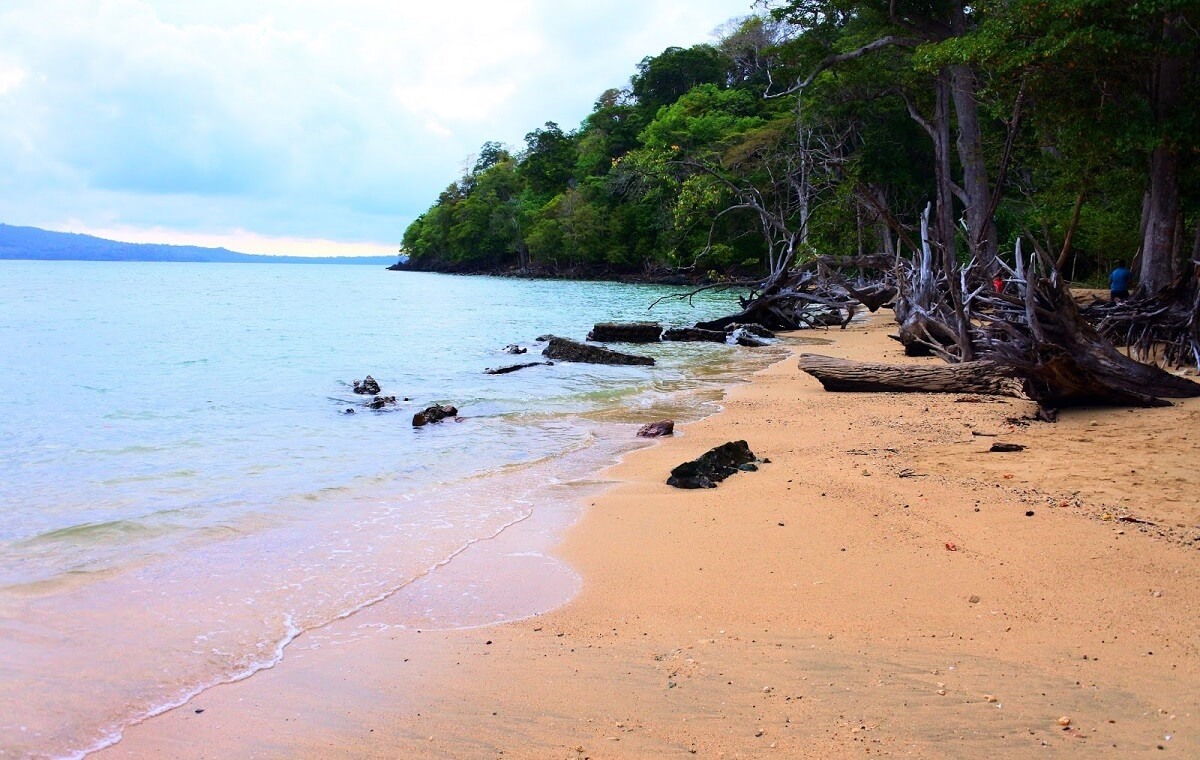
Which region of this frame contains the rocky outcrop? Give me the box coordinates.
[662,327,728,343]
[586,322,663,343]
[412,404,458,426]
[637,420,675,437]
[353,375,381,395]
[667,440,759,489]
[542,337,655,366]
[485,361,553,375]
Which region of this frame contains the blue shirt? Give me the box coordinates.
[1110,267,1131,292]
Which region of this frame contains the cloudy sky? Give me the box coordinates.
[0,0,755,255]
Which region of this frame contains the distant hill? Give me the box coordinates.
[0,224,400,265]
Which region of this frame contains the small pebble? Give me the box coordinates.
[1058,717,1071,727]
[969,595,981,604]
[937,689,946,696]
[984,694,997,703]
[1025,510,1035,517]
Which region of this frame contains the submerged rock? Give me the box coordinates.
[637,420,675,438]
[366,395,397,410]
[485,361,553,375]
[542,337,655,366]
[662,327,728,343]
[413,404,458,426]
[353,375,381,395]
[587,322,663,343]
[503,344,527,355]
[667,440,758,489]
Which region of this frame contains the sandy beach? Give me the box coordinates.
[102,315,1200,758]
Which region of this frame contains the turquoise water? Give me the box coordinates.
[0,261,780,758]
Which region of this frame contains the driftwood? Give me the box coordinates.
[587,322,663,343]
[798,354,1023,396]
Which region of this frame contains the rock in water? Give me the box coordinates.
[637,420,675,437]
[485,361,553,375]
[366,395,397,410]
[586,322,663,343]
[667,440,757,489]
[503,344,527,355]
[413,404,458,426]
[730,328,770,347]
[726,323,776,339]
[662,327,728,343]
[542,337,655,366]
[353,375,381,395]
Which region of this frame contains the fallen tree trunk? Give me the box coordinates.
[798,354,1023,396]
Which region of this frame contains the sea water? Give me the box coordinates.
[0,261,784,758]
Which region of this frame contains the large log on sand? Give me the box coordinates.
[798,354,1023,396]
[587,322,663,343]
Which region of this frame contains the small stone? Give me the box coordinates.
[1025,510,1035,517]
[937,689,946,696]
[969,595,981,604]
[1058,717,1071,726]
[1152,590,1162,598]
[984,694,997,703]
[762,686,773,693]
[755,730,764,737]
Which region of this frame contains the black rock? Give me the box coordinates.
[667,441,758,489]
[413,404,458,426]
[662,327,728,343]
[542,337,655,366]
[485,361,553,375]
[366,395,397,410]
[344,408,355,414]
[990,442,1026,452]
[725,323,776,339]
[730,328,770,347]
[503,344,527,355]
[353,375,381,395]
[586,322,663,343]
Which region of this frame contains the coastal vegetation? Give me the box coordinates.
[401,0,1198,298]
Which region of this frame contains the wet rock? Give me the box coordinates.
[989,442,1026,452]
[726,323,776,339]
[637,420,675,438]
[353,375,381,395]
[667,440,758,489]
[485,361,553,375]
[413,404,458,426]
[366,395,397,410]
[662,327,728,343]
[730,328,770,347]
[503,344,528,355]
[542,337,655,366]
[587,322,663,343]
[344,408,355,414]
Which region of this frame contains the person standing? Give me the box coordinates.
[1109,260,1131,302]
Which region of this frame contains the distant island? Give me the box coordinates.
[0,224,400,266]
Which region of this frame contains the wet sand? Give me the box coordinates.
[102,315,1200,758]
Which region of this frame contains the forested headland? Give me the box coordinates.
[400,1,1197,297]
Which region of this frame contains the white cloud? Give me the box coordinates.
[0,0,756,251]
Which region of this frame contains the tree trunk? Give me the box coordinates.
[1138,11,1187,297]
[950,2,997,272]
[798,354,1021,396]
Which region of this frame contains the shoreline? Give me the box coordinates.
[100,314,1199,758]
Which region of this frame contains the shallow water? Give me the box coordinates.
[0,261,784,758]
